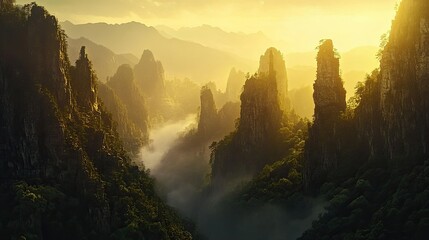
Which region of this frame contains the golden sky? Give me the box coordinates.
[16,0,400,52]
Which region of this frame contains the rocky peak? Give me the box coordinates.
[210,67,283,183]
[198,85,218,136]
[71,46,98,111]
[313,39,346,121]
[304,39,346,190]
[134,49,166,98]
[140,49,155,63]
[106,64,149,144]
[258,47,290,111]
[111,64,134,84]
[238,71,282,148]
[27,4,72,108]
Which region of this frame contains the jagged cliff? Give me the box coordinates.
[98,64,149,152]
[0,4,193,239]
[300,1,429,238]
[305,2,429,189]
[304,40,346,189]
[379,0,429,163]
[71,46,99,111]
[258,47,290,111]
[210,51,284,184]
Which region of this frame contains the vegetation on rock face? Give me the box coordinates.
[0,3,194,239]
[206,1,429,239]
[299,1,429,238]
[2,0,429,239]
[304,39,347,190]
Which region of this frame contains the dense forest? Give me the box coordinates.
[0,2,195,239]
[1,0,429,239]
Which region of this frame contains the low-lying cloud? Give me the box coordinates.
[138,115,326,239]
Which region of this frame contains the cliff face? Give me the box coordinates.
[258,47,290,111]
[350,0,429,166]
[27,4,72,109]
[313,40,346,120]
[300,2,429,237]
[304,1,429,190]
[0,4,192,239]
[237,69,282,149]
[210,52,283,184]
[304,40,346,189]
[379,0,429,163]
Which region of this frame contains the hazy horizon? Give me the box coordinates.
[16,0,399,52]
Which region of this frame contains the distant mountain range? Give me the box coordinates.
[61,21,254,87]
[156,24,275,61]
[63,21,379,98]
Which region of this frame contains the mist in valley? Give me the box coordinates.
[139,112,326,240]
[4,1,416,240]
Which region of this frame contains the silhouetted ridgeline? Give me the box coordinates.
[99,64,150,153]
[67,37,138,83]
[0,3,195,239]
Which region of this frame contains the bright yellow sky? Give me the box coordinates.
[17,0,400,52]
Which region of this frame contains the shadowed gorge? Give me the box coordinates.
[3,0,429,239]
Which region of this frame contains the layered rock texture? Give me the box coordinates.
[379,0,429,163]
[0,3,192,239]
[304,40,346,189]
[304,1,429,189]
[301,2,429,237]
